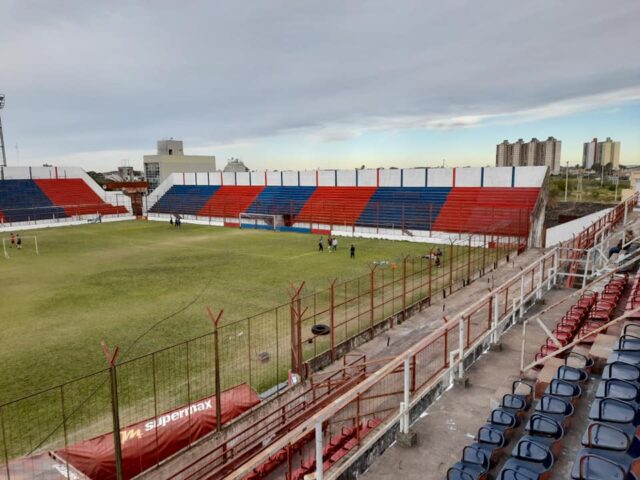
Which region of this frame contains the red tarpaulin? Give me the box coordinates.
[55,383,260,480]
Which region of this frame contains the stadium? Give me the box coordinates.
[2,159,640,480]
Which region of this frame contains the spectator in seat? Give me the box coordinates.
[609,230,634,258]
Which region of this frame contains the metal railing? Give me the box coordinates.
[0,233,519,479]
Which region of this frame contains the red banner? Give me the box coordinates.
[55,383,260,479]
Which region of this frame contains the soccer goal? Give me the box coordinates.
[238,213,284,230]
[2,235,39,259]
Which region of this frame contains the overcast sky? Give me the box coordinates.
[1,0,639,171]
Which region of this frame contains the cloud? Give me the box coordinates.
[1,0,639,168]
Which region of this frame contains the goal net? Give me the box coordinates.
[3,235,40,259]
[238,213,284,230]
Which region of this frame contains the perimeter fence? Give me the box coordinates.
[0,231,523,479]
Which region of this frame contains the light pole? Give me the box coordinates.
[0,94,6,167]
[564,161,569,202]
[614,173,619,202]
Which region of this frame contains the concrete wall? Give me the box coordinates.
[545,207,612,246]
[146,166,549,195]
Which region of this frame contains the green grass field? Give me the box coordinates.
[1,220,444,404]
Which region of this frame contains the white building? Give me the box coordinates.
[143,140,216,190]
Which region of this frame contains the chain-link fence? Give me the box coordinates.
[0,233,520,479]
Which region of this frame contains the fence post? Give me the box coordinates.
[402,256,407,322]
[428,252,433,306]
[449,241,454,295]
[315,419,324,480]
[402,357,410,434]
[369,265,377,337]
[458,317,465,379]
[1,407,11,480]
[101,342,124,480]
[206,307,225,431]
[59,385,71,479]
[330,279,336,361]
[467,236,472,283]
[519,275,525,318]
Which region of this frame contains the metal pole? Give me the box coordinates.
[458,317,465,379]
[0,110,7,167]
[207,307,224,431]
[315,420,324,480]
[564,161,569,201]
[403,357,410,434]
[402,256,407,322]
[1,407,11,480]
[101,342,124,480]
[330,280,336,361]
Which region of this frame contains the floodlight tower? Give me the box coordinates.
[0,94,6,166]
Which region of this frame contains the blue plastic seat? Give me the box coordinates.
[499,439,554,479]
[556,364,588,383]
[501,394,528,418]
[588,398,640,440]
[596,379,640,404]
[581,421,640,457]
[570,451,632,479]
[511,380,534,410]
[468,426,507,466]
[616,335,640,352]
[608,351,640,366]
[602,362,640,383]
[544,378,582,404]
[448,445,490,480]
[520,414,564,455]
[533,395,574,427]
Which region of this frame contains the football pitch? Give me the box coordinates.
[1,220,452,404]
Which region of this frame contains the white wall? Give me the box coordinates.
[379,169,401,187]
[514,166,548,187]
[403,168,427,187]
[266,171,281,186]
[427,168,453,187]
[283,171,298,186]
[337,170,356,186]
[318,170,336,186]
[545,208,612,246]
[483,167,512,187]
[358,169,377,187]
[236,171,250,186]
[455,168,482,187]
[297,171,313,186]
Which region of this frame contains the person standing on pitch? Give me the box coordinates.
[350,244,355,259]
[16,234,22,250]
[10,233,15,248]
[318,237,324,252]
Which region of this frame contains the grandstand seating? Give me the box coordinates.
[357,187,450,230]
[295,187,377,226]
[35,179,128,216]
[198,186,265,218]
[149,182,542,238]
[568,272,640,479]
[149,185,220,216]
[0,178,127,224]
[246,186,316,217]
[0,179,68,222]
[433,187,540,237]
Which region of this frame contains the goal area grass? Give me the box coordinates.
[1,220,458,404]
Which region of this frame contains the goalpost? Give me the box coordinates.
[238,213,284,230]
[2,235,39,259]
